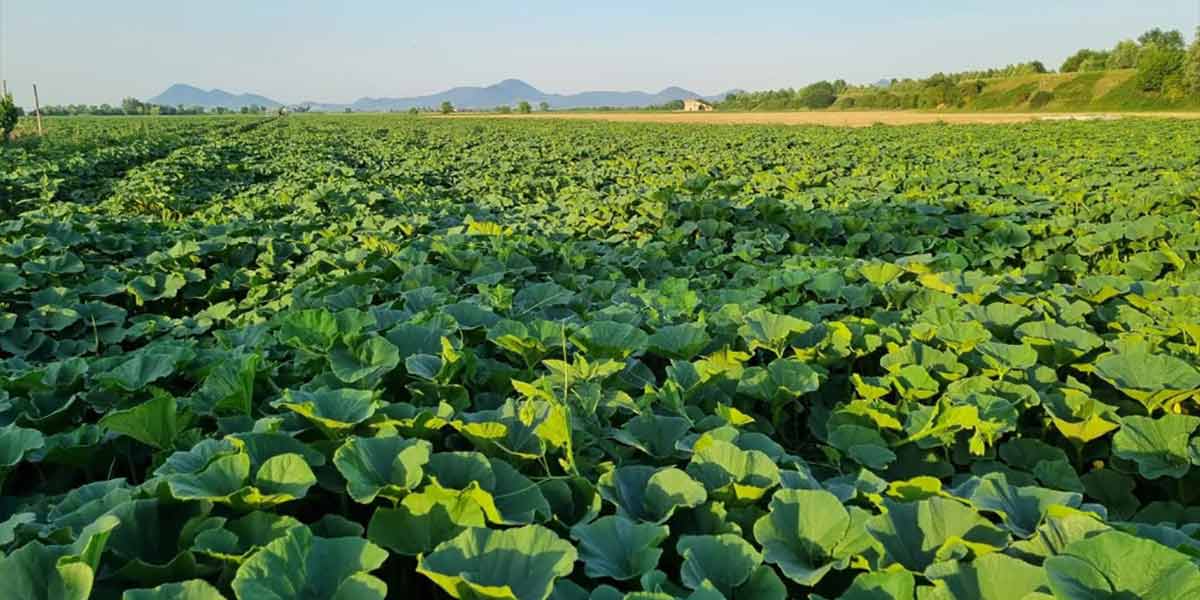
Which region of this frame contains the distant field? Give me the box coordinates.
[472,110,1200,127]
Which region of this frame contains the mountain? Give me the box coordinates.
[307,79,734,112]
[149,80,735,112]
[147,84,282,109]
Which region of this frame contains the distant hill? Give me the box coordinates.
[304,79,734,111]
[147,84,283,109]
[149,79,734,112]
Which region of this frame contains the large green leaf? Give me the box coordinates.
[367,488,486,556]
[865,497,1008,572]
[571,321,649,360]
[0,424,44,470]
[231,527,388,600]
[99,393,180,450]
[923,553,1048,600]
[417,525,577,600]
[122,580,227,600]
[329,335,400,384]
[278,308,340,354]
[687,437,780,503]
[1093,352,1200,412]
[570,515,669,581]
[1045,530,1200,599]
[275,388,380,438]
[0,515,118,600]
[166,452,315,510]
[192,512,305,562]
[753,488,873,586]
[676,534,762,596]
[951,473,1081,538]
[1112,414,1199,480]
[333,435,432,503]
[598,466,707,523]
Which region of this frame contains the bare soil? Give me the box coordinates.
[463,110,1200,127]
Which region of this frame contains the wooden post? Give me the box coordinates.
[32,84,43,136]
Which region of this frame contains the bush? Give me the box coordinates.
[0,94,18,141]
[1029,90,1054,109]
[798,81,837,109]
[1135,45,1185,92]
[1062,49,1106,72]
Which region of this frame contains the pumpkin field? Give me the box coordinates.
[2,114,1200,599]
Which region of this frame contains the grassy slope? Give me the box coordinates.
[844,70,1200,112]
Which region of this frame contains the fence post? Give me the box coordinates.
[33,84,44,135]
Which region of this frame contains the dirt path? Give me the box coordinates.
[462,110,1200,127]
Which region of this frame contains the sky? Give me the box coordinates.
[1,1,1198,107]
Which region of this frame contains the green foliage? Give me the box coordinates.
[0,93,19,141]
[1028,90,1053,109]
[1061,49,1109,73]
[1138,28,1186,52]
[1136,45,1186,92]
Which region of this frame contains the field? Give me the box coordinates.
[473,110,1200,126]
[2,114,1200,599]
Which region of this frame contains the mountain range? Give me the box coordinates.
[147,79,734,111]
[148,84,283,109]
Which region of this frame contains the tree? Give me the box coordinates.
[408,107,420,116]
[1136,44,1186,92]
[1186,29,1200,95]
[121,97,146,115]
[0,93,19,141]
[539,101,550,112]
[1061,49,1106,72]
[1138,28,1185,52]
[797,81,837,109]
[496,105,512,114]
[1080,52,1110,71]
[440,101,454,114]
[1108,40,1140,69]
[517,101,532,114]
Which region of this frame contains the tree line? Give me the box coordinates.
[31,97,273,117]
[720,27,1200,111]
[1060,28,1200,95]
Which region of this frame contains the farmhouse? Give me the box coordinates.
[683,99,714,112]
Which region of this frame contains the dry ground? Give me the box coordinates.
[464,110,1200,127]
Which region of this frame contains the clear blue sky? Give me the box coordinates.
[1,1,1198,106]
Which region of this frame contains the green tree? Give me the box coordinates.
[1186,29,1200,94]
[121,97,145,115]
[1138,28,1185,51]
[408,107,420,116]
[0,93,19,141]
[1136,44,1186,92]
[798,81,837,109]
[1108,40,1140,69]
[496,105,512,114]
[538,101,550,112]
[517,101,532,114]
[1061,49,1106,72]
[1080,52,1110,71]
[440,101,454,114]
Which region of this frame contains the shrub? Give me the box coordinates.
[1135,45,1185,92]
[0,94,18,141]
[1029,90,1054,109]
[798,81,837,109]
